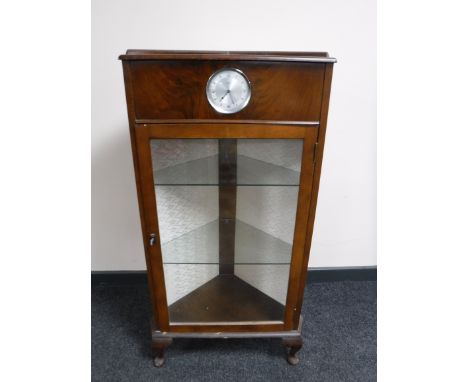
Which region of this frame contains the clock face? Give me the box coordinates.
[206,68,251,114]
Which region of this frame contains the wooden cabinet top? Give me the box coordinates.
[119,50,337,63]
[120,50,335,123]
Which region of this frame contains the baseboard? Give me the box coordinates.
[91,271,148,286]
[92,266,376,287]
[305,266,376,283]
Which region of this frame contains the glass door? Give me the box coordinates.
[149,137,304,324]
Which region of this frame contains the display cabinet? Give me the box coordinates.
[119,50,335,366]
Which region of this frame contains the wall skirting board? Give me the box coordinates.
[91,267,377,287]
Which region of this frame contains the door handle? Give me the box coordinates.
[149,233,157,246]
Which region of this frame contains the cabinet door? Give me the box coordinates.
[135,124,317,331]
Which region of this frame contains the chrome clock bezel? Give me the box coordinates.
[206,68,251,114]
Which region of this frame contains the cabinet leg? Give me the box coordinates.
[282,336,303,365]
[151,337,173,367]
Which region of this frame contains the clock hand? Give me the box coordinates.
[220,89,230,102]
[229,92,236,104]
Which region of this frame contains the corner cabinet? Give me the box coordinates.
[119,50,335,366]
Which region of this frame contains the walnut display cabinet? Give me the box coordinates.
[119,50,336,367]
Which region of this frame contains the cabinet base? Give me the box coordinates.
[151,316,303,366]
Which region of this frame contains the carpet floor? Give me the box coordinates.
[92,280,376,381]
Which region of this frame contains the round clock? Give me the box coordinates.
[206,68,251,114]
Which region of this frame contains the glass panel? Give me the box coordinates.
[152,139,301,186]
[151,139,303,323]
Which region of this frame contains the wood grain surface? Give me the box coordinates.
[128,60,325,121]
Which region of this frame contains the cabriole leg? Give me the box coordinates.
[151,337,173,367]
[282,336,303,365]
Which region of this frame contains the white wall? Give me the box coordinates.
[92,0,376,270]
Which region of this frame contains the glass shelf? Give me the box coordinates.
[161,219,292,264]
[154,155,300,186]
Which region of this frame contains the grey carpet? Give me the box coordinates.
[92,281,376,381]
